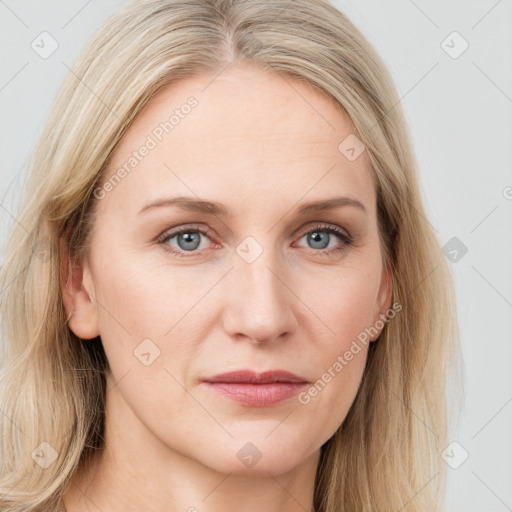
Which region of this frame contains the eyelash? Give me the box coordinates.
[157,223,354,258]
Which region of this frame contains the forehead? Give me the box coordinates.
[98,63,375,220]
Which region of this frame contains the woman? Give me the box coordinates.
[0,0,462,510]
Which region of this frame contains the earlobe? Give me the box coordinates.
[379,263,394,313]
[60,237,100,340]
[371,263,394,342]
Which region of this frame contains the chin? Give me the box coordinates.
[192,438,317,477]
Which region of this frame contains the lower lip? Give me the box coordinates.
[202,382,307,406]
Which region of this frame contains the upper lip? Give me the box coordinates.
[201,370,309,384]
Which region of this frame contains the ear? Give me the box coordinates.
[370,262,393,342]
[60,236,100,340]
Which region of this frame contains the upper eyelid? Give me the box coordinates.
[296,223,351,238]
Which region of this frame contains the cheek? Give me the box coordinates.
[295,308,372,443]
[90,257,204,438]
[292,263,380,429]
[92,251,196,338]
[302,258,382,344]
[90,250,215,388]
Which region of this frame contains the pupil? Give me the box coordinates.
[309,231,328,249]
[178,231,200,250]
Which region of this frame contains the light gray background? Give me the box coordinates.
[1,1,511,510]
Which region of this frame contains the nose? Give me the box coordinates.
[221,244,297,345]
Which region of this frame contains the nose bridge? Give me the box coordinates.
[223,236,296,343]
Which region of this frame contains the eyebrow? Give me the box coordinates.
[138,195,367,216]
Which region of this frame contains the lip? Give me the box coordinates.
[200,370,309,407]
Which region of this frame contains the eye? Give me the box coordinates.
[157,224,217,257]
[157,223,353,258]
[294,223,353,256]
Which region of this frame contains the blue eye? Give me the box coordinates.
[157,223,353,258]
[158,225,214,257]
[295,224,353,256]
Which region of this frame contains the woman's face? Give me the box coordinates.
[65,63,392,476]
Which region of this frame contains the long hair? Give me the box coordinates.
[0,0,463,510]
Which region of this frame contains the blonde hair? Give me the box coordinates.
[0,0,463,510]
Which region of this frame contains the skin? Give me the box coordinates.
[61,62,392,512]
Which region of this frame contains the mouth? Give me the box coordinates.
[200,369,309,407]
